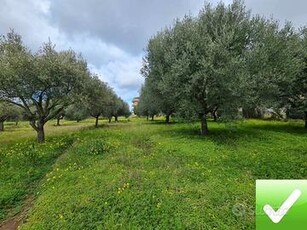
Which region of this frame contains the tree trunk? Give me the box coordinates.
[213,112,217,122]
[151,115,154,121]
[37,121,45,143]
[108,117,112,123]
[200,113,209,135]
[95,116,99,128]
[146,115,149,121]
[56,118,61,126]
[304,111,307,129]
[115,116,118,122]
[212,109,218,122]
[166,114,170,124]
[0,121,4,132]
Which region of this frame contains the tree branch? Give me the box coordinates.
[45,105,64,122]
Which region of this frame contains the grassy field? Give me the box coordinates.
[0,118,307,229]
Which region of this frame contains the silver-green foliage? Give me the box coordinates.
[0,31,90,142]
[141,0,307,132]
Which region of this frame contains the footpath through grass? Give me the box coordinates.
[0,135,74,221]
[5,118,305,229]
[0,119,95,222]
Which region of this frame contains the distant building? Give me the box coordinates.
[132,97,140,107]
[132,97,140,115]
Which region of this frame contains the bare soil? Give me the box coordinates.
[0,196,34,230]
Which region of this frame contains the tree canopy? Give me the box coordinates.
[0,30,129,142]
[140,0,307,134]
[0,101,21,131]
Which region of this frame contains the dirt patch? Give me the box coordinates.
[0,140,75,230]
[0,195,34,230]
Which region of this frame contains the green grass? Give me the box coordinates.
[0,135,74,221]
[0,119,98,221]
[0,119,95,144]
[1,118,307,229]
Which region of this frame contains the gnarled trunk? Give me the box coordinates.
[37,120,45,143]
[200,113,209,136]
[115,116,118,122]
[95,116,99,128]
[56,118,61,126]
[166,114,170,124]
[212,109,218,122]
[108,117,112,123]
[213,113,217,122]
[0,121,4,132]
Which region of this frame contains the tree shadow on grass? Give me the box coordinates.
[247,121,307,136]
[144,120,180,125]
[158,119,307,147]
[158,122,264,146]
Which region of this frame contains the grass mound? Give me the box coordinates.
[16,119,307,229]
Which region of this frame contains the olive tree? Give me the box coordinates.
[84,75,112,127]
[116,98,131,119]
[286,28,307,128]
[55,108,65,126]
[65,103,88,122]
[141,30,177,123]
[142,1,251,134]
[246,18,305,125]
[0,102,20,131]
[0,31,90,142]
[137,84,160,121]
[102,94,130,122]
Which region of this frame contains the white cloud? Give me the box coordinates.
[88,52,144,105]
[245,0,307,28]
[49,0,204,54]
[1,0,306,105]
[0,0,60,50]
[0,0,144,104]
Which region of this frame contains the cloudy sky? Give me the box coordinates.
[0,0,306,106]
